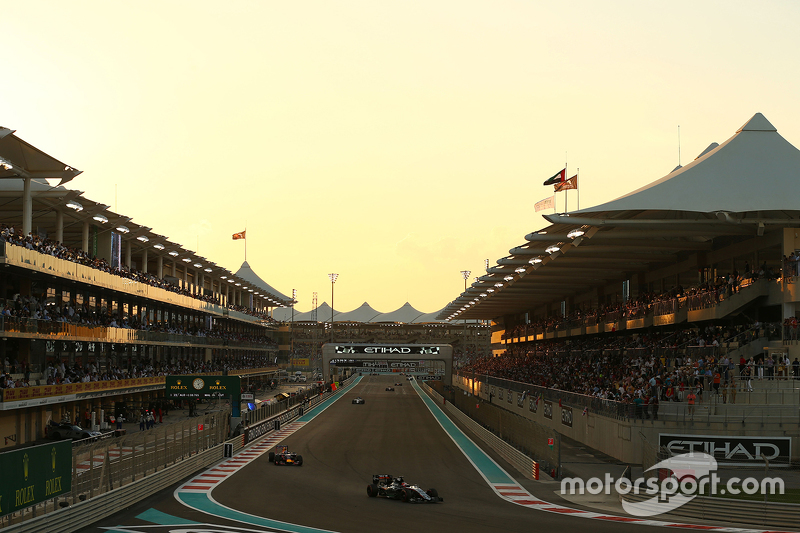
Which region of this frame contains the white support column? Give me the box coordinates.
[157,256,163,279]
[82,221,89,253]
[172,260,177,277]
[141,248,148,274]
[22,178,32,236]
[125,240,132,269]
[55,210,64,243]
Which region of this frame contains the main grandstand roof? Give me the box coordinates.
[0,128,293,308]
[439,113,800,321]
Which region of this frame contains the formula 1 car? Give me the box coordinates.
[367,475,442,503]
[267,445,303,466]
[394,382,403,386]
[352,397,365,404]
[385,386,395,391]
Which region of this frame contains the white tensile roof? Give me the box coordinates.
[578,113,798,214]
[273,301,446,323]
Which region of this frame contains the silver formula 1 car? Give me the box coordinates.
[366,474,442,503]
[352,397,365,404]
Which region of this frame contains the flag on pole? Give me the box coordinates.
[582,407,588,416]
[554,174,578,192]
[232,230,246,240]
[535,196,555,212]
[543,168,566,186]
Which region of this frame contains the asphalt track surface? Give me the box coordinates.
[82,375,689,533]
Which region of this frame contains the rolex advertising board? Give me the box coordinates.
[0,440,72,516]
[165,375,241,399]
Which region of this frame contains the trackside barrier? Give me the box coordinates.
[421,383,540,481]
[620,491,800,529]
[3,377,357,532]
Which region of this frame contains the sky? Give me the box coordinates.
[2,1,800,314]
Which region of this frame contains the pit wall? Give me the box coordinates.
[451,375,800,464]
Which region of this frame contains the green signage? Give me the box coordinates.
[165,375,241,399]
[0,440,72,516]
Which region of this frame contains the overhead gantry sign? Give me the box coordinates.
[322,343,453,382]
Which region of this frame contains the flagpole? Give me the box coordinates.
[577,167,580,211]
[244,228,247,262]
[564,153,568,214]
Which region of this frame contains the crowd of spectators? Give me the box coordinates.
[463,322,792,418]
[504,267,779,341]
[0,293,277,348]
[0,224,278,322]
[1,354,276,389]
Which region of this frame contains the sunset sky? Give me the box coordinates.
[3,1,800,314]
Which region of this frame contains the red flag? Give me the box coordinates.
[554,175,578,192]
[232,230,246,240]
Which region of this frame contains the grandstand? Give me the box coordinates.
[0,127,293,450]
[439,113,800,465]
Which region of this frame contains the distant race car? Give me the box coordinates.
[385,386,395,391]
[268,445,303,466]
[367,475,442,503]
[407,376,413,381]
[46,422,103,441]
[394,382,403,386]
[352,397,365,404]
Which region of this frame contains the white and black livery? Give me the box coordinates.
[352,397,365,404]
[366,474,442,503]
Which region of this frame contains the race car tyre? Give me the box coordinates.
[401,489,411,502]
[268,452,275,462]
[51,432,61,440]
[427,488,438,499]
[295,455,303,466]
[367,484,378,497]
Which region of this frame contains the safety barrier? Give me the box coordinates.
[421,383,539,480]
[620,491,800,529]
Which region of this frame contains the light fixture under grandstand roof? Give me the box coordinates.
[480,293,488,297]
[153,243,165,250]
[137,235,149,242]
[494,282,504,287]
[115,225,130,234]
[204,267,212,272]
[220,275,227,279]
[486,288,494,292]
[168,250,179,257]
[514,267,526,273]
[503,275,514,281]
[193,262,202,268]
[235,283,241,286]
[181,258,191,263]
[545,244,560,254]
[66,200,83,212]
[92,214,108,223]
[528,257,543,264]
[567,228,585,239]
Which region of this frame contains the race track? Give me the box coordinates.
[81,375,689,533]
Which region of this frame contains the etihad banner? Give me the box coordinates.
[659,433,792,466]
[0,440,71,516]
[165,375,241,399]
[333,345,440,355]
[291,358,310,367]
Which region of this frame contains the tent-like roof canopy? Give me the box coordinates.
[234,261,291,303]
[273,301,446,324]
[439,113,800,321]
